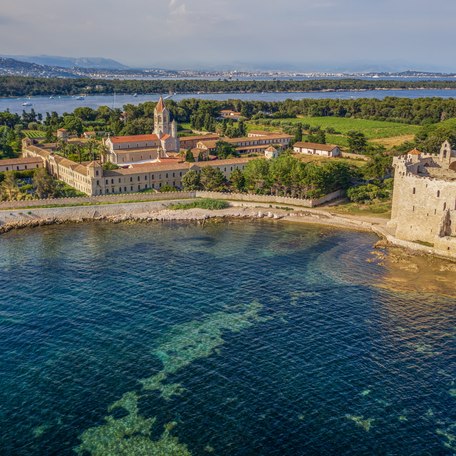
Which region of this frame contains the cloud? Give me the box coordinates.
[0,0,456,70]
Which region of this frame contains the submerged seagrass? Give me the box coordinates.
[76,301,266,455]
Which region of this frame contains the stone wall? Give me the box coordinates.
[0,190,343,211]
[0,192,196,210]
[195,190,344,208]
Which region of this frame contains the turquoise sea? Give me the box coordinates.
[0,221,454,455]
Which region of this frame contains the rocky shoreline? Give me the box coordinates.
[2,201,456,266]
[0,205,375,235]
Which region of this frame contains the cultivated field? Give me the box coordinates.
[247,116,421,148]
[22,130,45,139]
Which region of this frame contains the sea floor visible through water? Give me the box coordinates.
[0,221,454,455]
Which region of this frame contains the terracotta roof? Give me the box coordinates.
[155,96,166,114]
[293,142,339,152]
[0,157,43,166]
[106,162,192,176]
[109,134,159,144]
[161,134,171,140]
[225,134,293,143]
[195,158,252,167]
[407,148,422,156]
[180,134,220,142]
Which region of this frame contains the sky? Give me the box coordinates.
[1,0,456,71]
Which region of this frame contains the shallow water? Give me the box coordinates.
[0,221,454,455]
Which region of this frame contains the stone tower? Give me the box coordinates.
[154,96,171,136]
[439,140,452,165]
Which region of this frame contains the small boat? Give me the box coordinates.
[22,102,32,107]
[49,96,55,99]
[133,93,138,98]
[75,96,85,100]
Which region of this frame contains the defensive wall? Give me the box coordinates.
[0,190,344,211]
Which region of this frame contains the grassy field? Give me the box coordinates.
[247,116,421,149]
[329,200,392,217]
[22,130,45,139]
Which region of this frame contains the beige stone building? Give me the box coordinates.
[195,133,292,156]
[0,157,43,172]
[22,139,252,196]
[388,141,456,254]
[293,142,341,157]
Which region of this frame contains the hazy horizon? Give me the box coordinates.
[2,0,456,72]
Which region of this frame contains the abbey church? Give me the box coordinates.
[103,96,180,165]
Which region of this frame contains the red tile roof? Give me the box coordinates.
[109,134,159,144]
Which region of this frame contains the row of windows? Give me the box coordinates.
[0,164,40,171]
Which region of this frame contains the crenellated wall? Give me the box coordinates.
[388,154,456,254]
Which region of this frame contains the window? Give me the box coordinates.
[437,190,441,197]
[413,188,416,194]
[111,179,114,184]
[130,177,133,182]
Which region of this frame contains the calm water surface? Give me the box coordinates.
[3,90,456,115]
[0,222,454,455]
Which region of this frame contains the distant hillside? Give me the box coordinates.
[3,55,129,70]
[0,57,79,78]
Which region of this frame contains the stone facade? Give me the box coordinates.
[22,139,252,196]
[388,142,456,254]
[0,157,43,172]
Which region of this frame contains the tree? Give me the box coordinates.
[243,159,271,193]
[33,168,57,199]
[363,154,393,180]
[200,167,227,191]
[230,168,245,192]
[308,130,326,144]
[294,124,303,143]
[214,141,239,159]
[0,171,22,201]
[347,131,368,154]
[185,149,195,162]
[182,170,201,190]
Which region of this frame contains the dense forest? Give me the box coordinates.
[3,76,456,98]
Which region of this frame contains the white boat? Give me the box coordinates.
[75,96,85,100]
[22,102,32,107]
[133,93,138,98]
[49,96,55,99]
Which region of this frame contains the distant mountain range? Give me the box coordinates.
[0,57,80,78]
[1,55,129,70]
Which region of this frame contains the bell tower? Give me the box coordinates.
[154,96,171,135]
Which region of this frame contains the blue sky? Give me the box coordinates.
[1,0,455,71]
